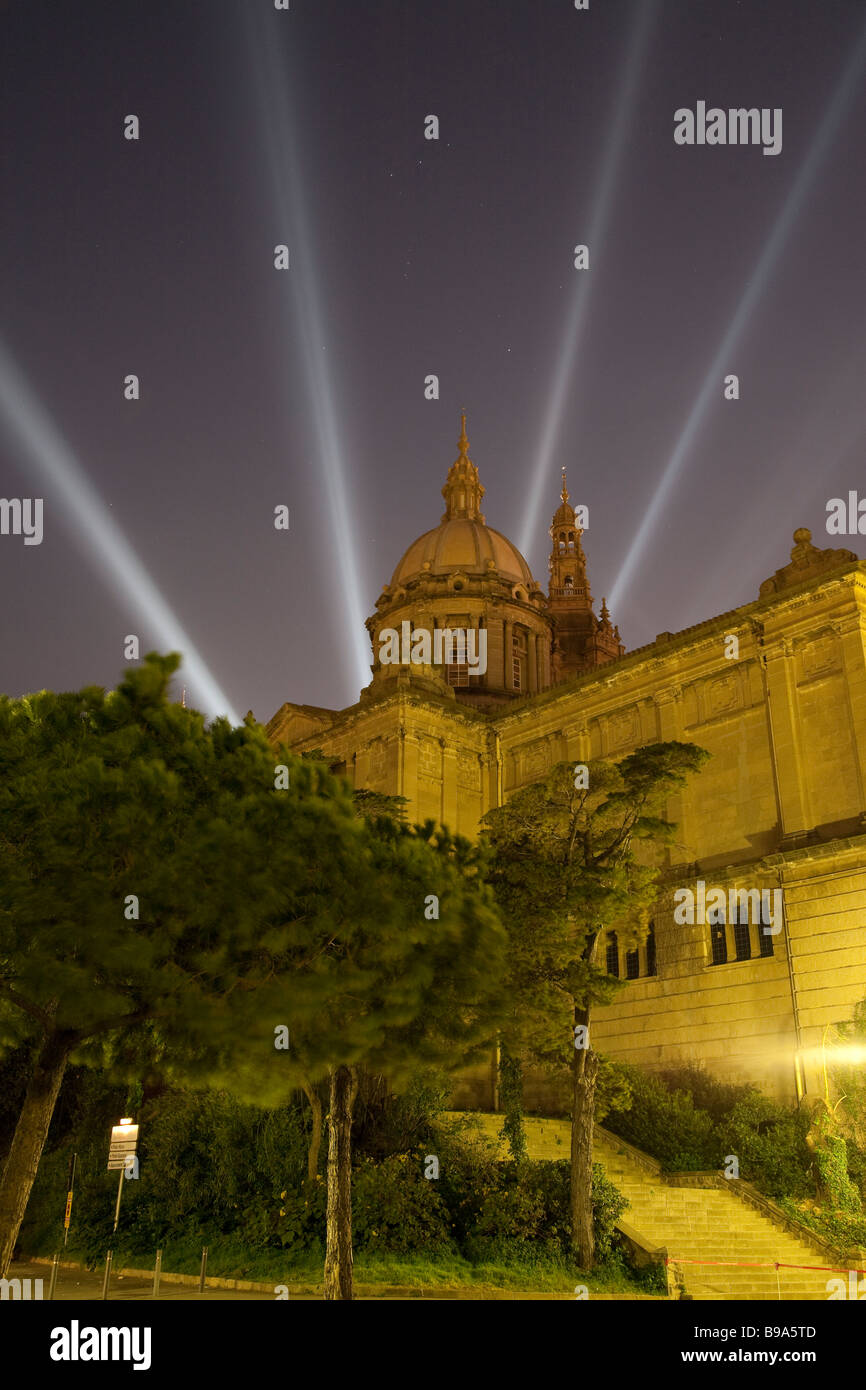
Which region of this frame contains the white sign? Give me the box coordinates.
[107,1122,138,1171]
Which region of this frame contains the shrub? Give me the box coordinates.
[718,1091,812,1199]
[352,1155,453,1254]
[779,1198,866,1255]
[602,1065,718,1170]
[655,1064,751,1124]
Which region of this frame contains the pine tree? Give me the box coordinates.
[0,654,387,1271]
[482,743,708,1268]
[0,656,507,1296]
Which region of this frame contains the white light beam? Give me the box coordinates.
[0,340,241,723]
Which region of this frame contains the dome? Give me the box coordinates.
[386,412,537,592]
[390,516,535,588]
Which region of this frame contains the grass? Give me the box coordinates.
[21,1230,663,1297]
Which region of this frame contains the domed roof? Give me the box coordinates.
[387,413,536,590]
[390,516,535,587]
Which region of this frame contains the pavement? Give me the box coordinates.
[5,1260,280,1301]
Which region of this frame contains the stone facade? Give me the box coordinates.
[267,420,866,1109]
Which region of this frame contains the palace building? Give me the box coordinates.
[267,416,866,1108]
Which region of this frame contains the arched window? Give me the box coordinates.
[625,946,640,979]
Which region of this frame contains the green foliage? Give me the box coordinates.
[352,1155,453,1254]
[603,1065,719,1170]
[811,1111,862,1213]
[20,1076,632,1275]
[655,1065,751,1124]
[778,1197,866,1254]
[464,1161,627,1267]
[594,1053,634,1125]
[498,1050,528,1164]
[604,1061,820,1199]
[832,998,866,1186]
[590,1163,631,1264]
[350,1069,451,1161]
[480,744,709,1070]
[719,1092,813,1199]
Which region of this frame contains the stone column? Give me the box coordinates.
[528,631,538,693]
[399,727,421,821]
[654,687,685,868]
[440,738,458,831]
[763,639,812,842]
[835,614,866,822]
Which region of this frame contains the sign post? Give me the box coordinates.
[107,1117,138,1234]
[63,1152,77,1247]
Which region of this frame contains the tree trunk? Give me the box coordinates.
[323,1064,357,1301]
[0,1030,71,1276]
[570,1008,599,1270]
[302,1081,324,1183]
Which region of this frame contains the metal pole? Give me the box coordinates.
[152,1249,162,1299]
[47,1252,60,1301]
[199,1245,208,1294]
[101,1250,113,1301]
[63,1153,77,1249]
[112,1166,124,1234]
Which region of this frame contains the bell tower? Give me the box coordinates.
[547,470,624,680]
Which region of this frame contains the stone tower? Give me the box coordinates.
[547,468,624,680]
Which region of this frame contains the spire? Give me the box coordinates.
[441,411,486,521]
[548,470,590,604]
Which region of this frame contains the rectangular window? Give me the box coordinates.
[625,948,640,980]
[733,913,751,961]
[447,663,469,687]
[512,656,522,689]
[646,923,657,977]
[759,924,775,958]
[605,932,619,977]
[709,921,727,966]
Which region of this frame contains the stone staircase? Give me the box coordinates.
[445,1112,844,1300]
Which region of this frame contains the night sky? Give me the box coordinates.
[2,0,865,723]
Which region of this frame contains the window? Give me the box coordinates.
[605,931,619,977]
[646,921,657,977]
[759,924,775,958]
[446,663,469,687]
[709,915,727,965]
[512,630,526,690]
[733,911,751,961]
[625,947,640,979]
[564,575,574,590]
